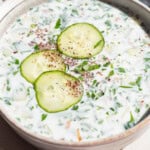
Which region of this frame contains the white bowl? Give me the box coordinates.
[0,0,150,150]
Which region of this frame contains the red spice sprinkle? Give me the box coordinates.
[64,57,78,66]
[38,42,57,50]
[65,80,82,97]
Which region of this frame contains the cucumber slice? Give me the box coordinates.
[20,50,66,83]
[57,23,105,59]
[34,71,83,113]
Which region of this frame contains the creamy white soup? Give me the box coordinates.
[0,0,150,142]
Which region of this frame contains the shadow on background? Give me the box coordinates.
[0,116,37,150]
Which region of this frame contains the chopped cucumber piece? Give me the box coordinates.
[57,23,105,59]
[20,50,66,83]
[34,71,83,113]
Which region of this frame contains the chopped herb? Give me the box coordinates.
[74,61,100,73]
[105,20,112,27]
[129,112,135,122]
[103,62,110,67]
[78,76,83,81]
[55,18,61,29]
[124,112,135,129]
[145,64,150,72]
[136,76,142,86]
[14,59,19,65]
[108,70,114,77]
[72,105,79,110]
[146,104,150,108]
[81,61,88,65]
[144,58,150,62]
[110,63,114,69]
[112,88,116,95]
[41,114,47,121]
[110,107,115,112]
[87,90,104,100]
[94,40,102,49]
[27,31,33,37]
[16,117,21,122]
[6,79,11,91]
[86,92,91,98]
[97,91,105,97]
[29,106,34,111]
[4,99,11,105]
[102,55,108,60]
[92,80,99,87]
[128,77,142,91]
[30,24,37,28]
[91,92,96,99]
[34,44,39,51]
[129,82,136,86]
[106,111,110,115]
[16,19,21,22]
[13,70,19,75]
[96,106,104,110]
[120,86,132,88]
[84,64,101,71]
[136,76,142,90]
[115,102,123,108]
[135,107,140,113]
[118,67,126,73]
[72,9,79,15]
[98,120,104,124]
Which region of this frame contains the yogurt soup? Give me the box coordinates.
[0,0,150,142]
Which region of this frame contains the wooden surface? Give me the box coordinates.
[0,0,150,150]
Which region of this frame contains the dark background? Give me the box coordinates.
[0,0,150,150]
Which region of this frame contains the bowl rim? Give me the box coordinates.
[0,0,150,147]
[1,108,150,146]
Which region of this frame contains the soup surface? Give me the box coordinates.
[0,0,150,142]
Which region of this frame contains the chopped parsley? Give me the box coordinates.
[108,70,114,78]
[118,67,126,73]
[105,20,112,28]
[34,44,40,51]
[41,114,47,121]
[55,18,61,29]
[136,76,142,91]
[14,59,20,65]
[4,99,11,106]
[92,80,99,87]
[30,24,37,28]
[135,107,140,113]
[87,90,104,100]
[115,102,123,108]
[72,9,79,16]
[72,105,79,110]
[103,62,110,67]
[6,79,11,91]
[120,86,133,88]
[144,58,150,62]
[74,61,101,73]
[124,112,135,130]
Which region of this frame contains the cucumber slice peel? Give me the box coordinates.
[20,50,66,83]
[57,23,105,59]
[34,71,83,113]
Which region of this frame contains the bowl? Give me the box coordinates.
[0,0,150,150]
